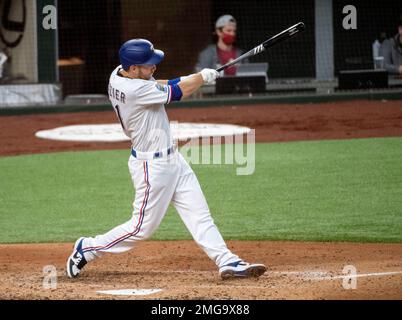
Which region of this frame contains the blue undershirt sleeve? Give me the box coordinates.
[167,78,181,86]
[169,84,183,102]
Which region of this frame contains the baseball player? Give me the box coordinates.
[67,39,266,280]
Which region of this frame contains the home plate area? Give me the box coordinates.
[1,240,401,299]
[97,289,163,296]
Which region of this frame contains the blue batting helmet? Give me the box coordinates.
[119,39,164,70]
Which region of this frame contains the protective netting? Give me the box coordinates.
[0,0,401,101]
[332,0,402,74]
[57,0,316,95]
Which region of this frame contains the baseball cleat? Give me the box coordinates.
[219,260,267,279]
[66,237,87,278]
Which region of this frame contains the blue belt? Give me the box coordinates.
[131,146,174,159]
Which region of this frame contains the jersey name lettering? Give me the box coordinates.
[108,84,126,103]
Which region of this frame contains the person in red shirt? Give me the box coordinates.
[195,15,246,76]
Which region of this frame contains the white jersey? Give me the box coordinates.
[108,65,173,152]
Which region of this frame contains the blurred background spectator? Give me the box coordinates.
[0,47,10,82]
[372,31,388,69]
[195,14,246,76]
[382,19,402,75]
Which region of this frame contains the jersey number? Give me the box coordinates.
[114,105,125,130]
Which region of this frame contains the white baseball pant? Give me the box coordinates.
[81,150,240,268]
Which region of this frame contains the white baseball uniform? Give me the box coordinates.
[81,66,240,268]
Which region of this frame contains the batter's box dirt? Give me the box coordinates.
[0,241,401,299]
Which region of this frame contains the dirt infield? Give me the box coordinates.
[1,100,402,156]
[0,241,401,300]
[1,100,402,299]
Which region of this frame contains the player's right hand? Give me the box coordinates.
[200,68,220,85]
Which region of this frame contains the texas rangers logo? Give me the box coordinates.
[155,83,167,92]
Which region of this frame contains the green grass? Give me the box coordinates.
[1,137,402,243]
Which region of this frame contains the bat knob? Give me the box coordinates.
[297,22,306,31]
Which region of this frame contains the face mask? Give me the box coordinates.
[222,33,236,45]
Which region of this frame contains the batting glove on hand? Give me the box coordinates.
[200,68,220,85]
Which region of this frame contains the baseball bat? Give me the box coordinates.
[215,22,305,72]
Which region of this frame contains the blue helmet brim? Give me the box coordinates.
[141,49,164,65]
